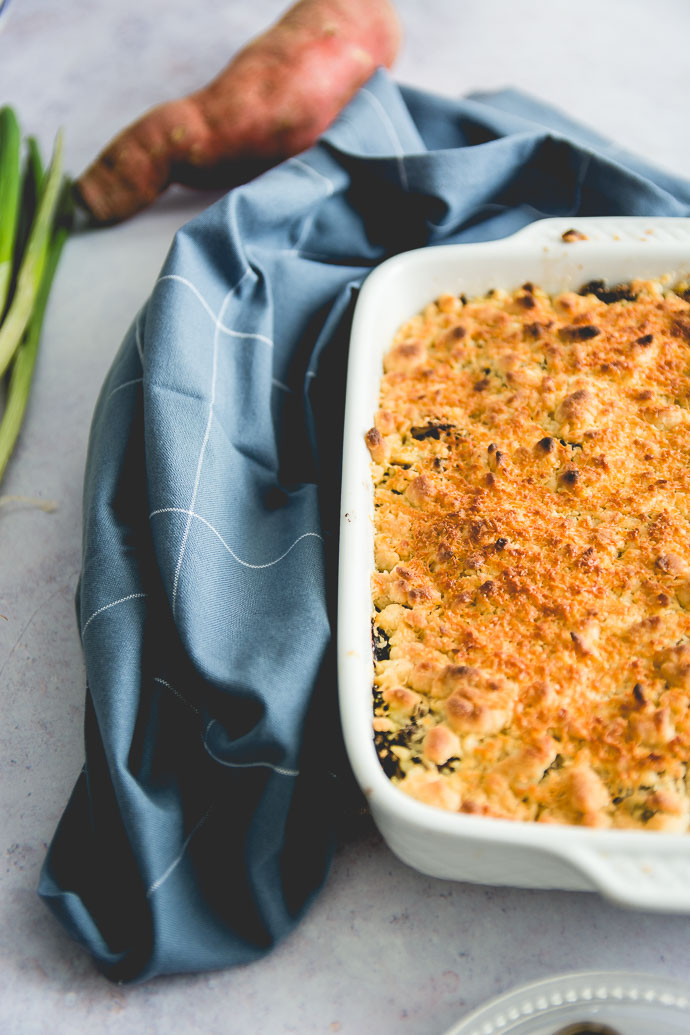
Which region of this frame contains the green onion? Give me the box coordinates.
[0,125,64,378]
[0,105,21,318]
[25,136,45,193]
[0,109,71,488]
[17,136,45,243]
[0,225,67,482]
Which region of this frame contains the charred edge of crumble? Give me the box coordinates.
[409,422,455,441]
[578,279,639,304]
[558,323,601,342]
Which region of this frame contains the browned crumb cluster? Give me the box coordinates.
[366,275,690,830]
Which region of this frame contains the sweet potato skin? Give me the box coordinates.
[76,0,402,224]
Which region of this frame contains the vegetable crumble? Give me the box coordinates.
[366,275,690,830]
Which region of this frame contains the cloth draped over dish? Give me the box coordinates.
[38,69,690,982]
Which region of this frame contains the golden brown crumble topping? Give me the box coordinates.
[367,276,690,830]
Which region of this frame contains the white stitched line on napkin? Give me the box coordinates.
[170,270,249,617]
[157,273,230,323]
[295,214,318,253]
[154,676,200,715]
[359,87,409,192]
[81,592,147,635]
[170,311,222,615]
[288,155,335,194]
[288,156,336,253]
[157,273,274,348]
[107,376,143,401]
[204,721,299,776]
[145,806,214,899]
[150,507,322,569]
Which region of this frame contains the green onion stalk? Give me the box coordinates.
[0,226,67,482]
[0,106,70,487]
[0,105,21,318]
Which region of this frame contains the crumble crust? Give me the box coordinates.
[366,275,690,830]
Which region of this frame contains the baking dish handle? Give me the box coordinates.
[502,215,690,248]
[553,842,690,913]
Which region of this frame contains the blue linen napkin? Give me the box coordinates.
[38,68,690,982]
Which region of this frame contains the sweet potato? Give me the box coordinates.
[76,0,401,224]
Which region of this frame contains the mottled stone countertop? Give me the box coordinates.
[1,2,690,1033]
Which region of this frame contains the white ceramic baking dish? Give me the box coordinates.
[338,216,690,913]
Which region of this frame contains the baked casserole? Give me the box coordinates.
[366,275,690,831]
